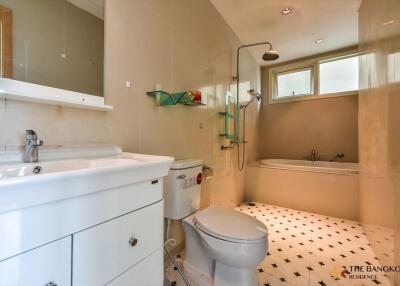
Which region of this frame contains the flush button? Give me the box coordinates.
[33,166,42,174]
[197,173,202,184]
[128,237,138,247]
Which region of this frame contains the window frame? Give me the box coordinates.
[387,49,400,84]
[0,4,12,78]
[274,66,314,99]
[269,49,359,104]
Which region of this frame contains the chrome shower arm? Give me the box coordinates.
[234,42,272,81]
[234,41,272,144]
[234,41,277,171]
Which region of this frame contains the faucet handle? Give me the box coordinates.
[25,129,38,139]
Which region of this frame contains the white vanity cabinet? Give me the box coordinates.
[0,148,173,286]
[73,202,163,286]
[0,199,164,286]
[107,249,163,286]
[0,237,72,286]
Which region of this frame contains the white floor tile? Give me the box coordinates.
[164,202,392,286]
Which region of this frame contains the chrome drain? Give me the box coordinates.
[32,166,42,174]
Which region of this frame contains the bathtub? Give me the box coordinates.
[259,159,359,175]
[246,159,359,220]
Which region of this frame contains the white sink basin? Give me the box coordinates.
[0,147,173,214]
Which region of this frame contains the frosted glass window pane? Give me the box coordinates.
[277,69,312,98]
[319,56,359,94]
[388,52,400,83]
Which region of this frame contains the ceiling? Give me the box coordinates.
[210,0,361,65]
[67,0,104,19]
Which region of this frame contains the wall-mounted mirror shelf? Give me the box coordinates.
[0,78,113,111]
[0,0,107,111]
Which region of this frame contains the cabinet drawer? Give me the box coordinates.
[73,201,163,286]
[0,237,71,286]
[106,249,163,286]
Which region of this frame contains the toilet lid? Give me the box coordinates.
[193,207,268,243]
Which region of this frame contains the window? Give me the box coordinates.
[387,51,400,83]
[359,52,378,89]
[269,50,359,104]
[276,68,312,98]
[319,55,359,94]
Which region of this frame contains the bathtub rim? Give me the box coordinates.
[248,159,359,176]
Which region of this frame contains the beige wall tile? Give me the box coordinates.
[259,65,359,162]
[358,0,400,284]
[245,166,359,220]
[0,0,259,211]
[104,0,260,208]
[3,100,111,149]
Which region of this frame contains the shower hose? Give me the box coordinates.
[164,220,191,286]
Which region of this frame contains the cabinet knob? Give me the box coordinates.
[45,282,58,286]
[129,237,138,247]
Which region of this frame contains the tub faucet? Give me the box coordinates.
[309,147,319,162]
[24,130,43,163]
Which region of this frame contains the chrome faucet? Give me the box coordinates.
[309,146,319,162]
[24,130,43,163]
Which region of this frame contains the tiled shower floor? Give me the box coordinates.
[165,202,391,286]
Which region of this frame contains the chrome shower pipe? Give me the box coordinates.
[234,42,273,171]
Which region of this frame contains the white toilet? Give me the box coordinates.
[164,159,268,286]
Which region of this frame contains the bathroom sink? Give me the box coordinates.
[0,148,173,214]
[0,154,157,179]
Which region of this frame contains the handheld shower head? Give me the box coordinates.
[240,89,262,109]
[248,89,262,101]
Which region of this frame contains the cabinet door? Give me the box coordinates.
[73,201,163,286]
[106,249,163,286]
[0,237,71,286]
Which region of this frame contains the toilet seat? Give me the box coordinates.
[193,206,268,244]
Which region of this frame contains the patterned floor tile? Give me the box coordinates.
[164,202,392,286]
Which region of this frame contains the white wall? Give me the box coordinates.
[0,99,111,152]
[259,51,359,163]
[358,0,400,283]
[0,0,260,210]
[104,0,260,208]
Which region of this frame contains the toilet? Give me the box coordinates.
[164,159,268,286]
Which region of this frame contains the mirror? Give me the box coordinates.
[0,0,104,97]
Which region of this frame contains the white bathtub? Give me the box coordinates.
[246,159,359,220]
[259,159,359,175]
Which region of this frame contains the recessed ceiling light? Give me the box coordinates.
[315,39,324,44]
[281,7,292,15]
[383,19,395,26]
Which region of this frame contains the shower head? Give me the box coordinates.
[240,89,262,110]
[262,49,279,61]
[247,89,262,101]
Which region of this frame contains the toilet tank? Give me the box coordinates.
[163,159,203,220]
